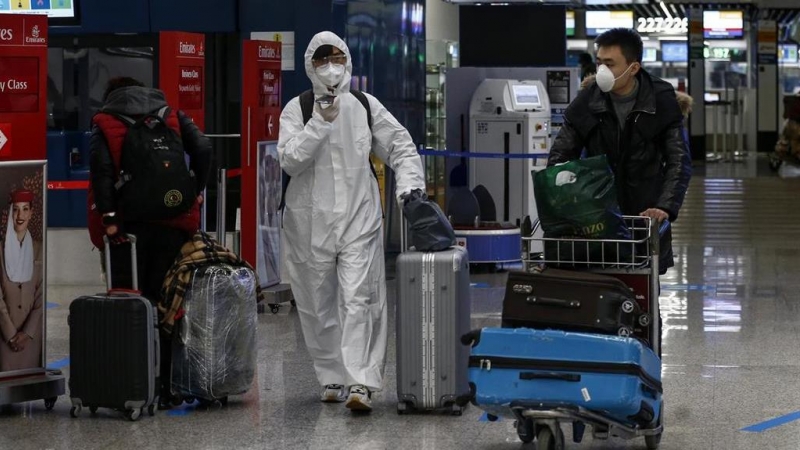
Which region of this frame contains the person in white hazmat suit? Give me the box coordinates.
[277,31,425,412]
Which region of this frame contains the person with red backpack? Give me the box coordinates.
[88,76,212,409]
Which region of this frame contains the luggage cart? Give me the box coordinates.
[514,216,665,450]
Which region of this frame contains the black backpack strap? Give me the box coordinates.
[112,113,136,126]
[350,90,373,130]
[299,89,315,125]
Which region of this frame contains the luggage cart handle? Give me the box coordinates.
[103,234,139,293]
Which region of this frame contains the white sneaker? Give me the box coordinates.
[320,384,347,403]
[345,385,373,412]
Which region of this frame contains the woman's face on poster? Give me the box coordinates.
[11,202,31,234]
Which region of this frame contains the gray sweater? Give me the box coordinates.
[610,79,639,129]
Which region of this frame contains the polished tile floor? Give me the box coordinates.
[3,159,800,449]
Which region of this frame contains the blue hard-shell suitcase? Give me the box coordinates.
[461,327,662,428]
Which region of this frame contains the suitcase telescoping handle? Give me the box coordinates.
[400,206,410,253]
[103,234,139,293]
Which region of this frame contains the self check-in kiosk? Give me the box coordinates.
[468,79,551,227]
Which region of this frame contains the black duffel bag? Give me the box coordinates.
[402,189,456,252]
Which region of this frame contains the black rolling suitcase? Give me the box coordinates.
[68,235,160,421]
[502,268,651,339]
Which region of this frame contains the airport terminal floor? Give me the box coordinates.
[2,154,800,449]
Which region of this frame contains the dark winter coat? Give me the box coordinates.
[548,70,692,272]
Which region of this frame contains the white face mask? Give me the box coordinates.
[316,63,345,88]
[595,63,634,93]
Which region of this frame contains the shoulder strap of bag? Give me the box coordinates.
[299,89,315,125]
[350,90,373,130]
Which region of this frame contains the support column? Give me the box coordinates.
[687,5,706,161]
[757,18,779,153]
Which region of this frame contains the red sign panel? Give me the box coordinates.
[0,14,47,162]
[0,57,39,113]
[241,40,282,268]
[159,32,206,131]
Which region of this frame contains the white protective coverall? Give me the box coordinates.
[277,31,425,391]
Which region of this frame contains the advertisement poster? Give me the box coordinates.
[159,31,206,131]
[241,40,281,276]
[257,142,281,286]
[0,14,48,162]
[0,160,46,379]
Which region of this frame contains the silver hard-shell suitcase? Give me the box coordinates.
[395,236,471,415]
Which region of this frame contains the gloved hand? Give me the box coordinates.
[314,96,340,123]
[401,189,427,206]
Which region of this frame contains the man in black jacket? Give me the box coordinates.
[549,28,692,275]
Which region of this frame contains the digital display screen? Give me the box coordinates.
[585,11,634,37]
[704,47,747,62]
[642,48,658,63]
[0,0,76,18]
[780,44,798,64]
[566,11,575,37]
[705,92,721,102]
[512,84,541,107]
[703,11,743,39]
[661,42,688,62]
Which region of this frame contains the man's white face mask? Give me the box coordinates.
[595,63,634,93]
[316,63,345,88]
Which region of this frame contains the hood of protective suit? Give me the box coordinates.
[102,86,169,116]
[305,31,353,97]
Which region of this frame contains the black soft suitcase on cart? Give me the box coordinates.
[502,268,652,339]
[68,235,160,421]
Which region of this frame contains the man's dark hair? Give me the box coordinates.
[103,77,145,101]
[595,28,643,64]
[312,45,335,61]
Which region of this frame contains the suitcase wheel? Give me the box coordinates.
[515,418,535,443]
[90,406,98,415]
[70,405,81,418]
[536,425,565,450]
[396,401,409,415]
[44,397,57,411]
[270,305,280,314]
[125,408,142,421]
[645,433,662,450]
[645,401,664,450]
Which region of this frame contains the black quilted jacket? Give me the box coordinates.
[548,70,692,272]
